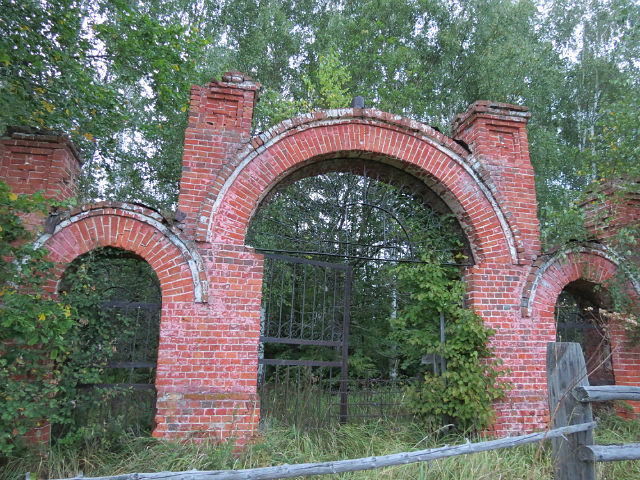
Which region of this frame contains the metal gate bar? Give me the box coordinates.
[258,252,352,424]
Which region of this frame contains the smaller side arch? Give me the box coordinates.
[522,243,639,318]
[35,202,208,303]
[523,244,640,415]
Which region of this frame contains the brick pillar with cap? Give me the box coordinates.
[177,72,260,238]
[452,101,540,262]
[1,128,82,446]
[1,127,82,230]
[452,102,549,434]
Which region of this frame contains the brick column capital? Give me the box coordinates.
[451,101,531,138]
[0,127,82,202]
[177,72,260,238]
[451,101,539,263]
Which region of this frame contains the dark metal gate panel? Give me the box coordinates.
[555,295,615,387]
[69,301,161,437]
[103,300,161,387]
[258,253,351,426]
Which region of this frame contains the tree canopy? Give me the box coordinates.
[2,0,638,223]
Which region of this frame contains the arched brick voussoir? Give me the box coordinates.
[34,202,208,303]
[522,243,640,318]
[199,110,519,264]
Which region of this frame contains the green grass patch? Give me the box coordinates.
[3,412,639,480]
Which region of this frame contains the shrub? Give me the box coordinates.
[391,255,507,431]
[0,181,75,455]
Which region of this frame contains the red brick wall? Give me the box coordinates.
[152,245,263,443]
[177,72,259,238]
[452,101,540,263]
[0,128,81,201]
[1,127,82,231]
[2,128,83,445]
[197,98,550,435]
[523,246,640,415]
[200,108,518,263]
[580,185,640,414]
[4,73,638,444]
[581,183,640,244]
[610,319,640,416]
[37,203,206,303]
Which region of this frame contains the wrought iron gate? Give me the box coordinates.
[103,300,161,387]
[72,300,160,435]
[258,253,352,427]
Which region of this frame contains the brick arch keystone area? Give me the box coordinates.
[522,243,639,319]
[197,109,521,265]
[35,202,208,303]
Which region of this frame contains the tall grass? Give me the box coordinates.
[3,412,638,480]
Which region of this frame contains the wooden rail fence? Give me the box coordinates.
[546,342,640,480]
[39,342,639,480]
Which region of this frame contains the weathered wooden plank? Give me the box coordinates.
[546,342,596,480]
[573,385,640,403]
[47,422,595,480]
[579,443,640,462]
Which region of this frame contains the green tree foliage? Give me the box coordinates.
[589,80,640,181]
[247,171,467,379]
[54,248,161,445]
[0,181,161,454]
[0,181,74,455]
[302,47,352,110]
[391,257,506,431]
[3,0,639,222]
[254,46,352,129]
[0,0,210,208]
[536,0,640,236]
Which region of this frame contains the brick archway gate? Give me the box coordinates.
[28,202,211,441]
[166,72,548,439]
[2,72,568,444]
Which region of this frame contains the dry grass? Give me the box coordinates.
[2,412,638,480]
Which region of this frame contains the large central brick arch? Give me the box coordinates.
[200,110,519,266]
[166,74,550,437]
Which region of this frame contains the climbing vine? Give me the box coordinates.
[0,181,75,454]
[0,181,160,456]
[391,255,507,431]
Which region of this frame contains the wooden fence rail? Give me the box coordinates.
[573,385,640,403]
[547,342,640,480]
[39,342,638,480]
[43,423,596,480]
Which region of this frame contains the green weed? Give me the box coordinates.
[3,412,639,480]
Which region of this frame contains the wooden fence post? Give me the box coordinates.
[546,342,596,480]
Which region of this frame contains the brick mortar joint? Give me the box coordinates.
[2,128,84,165]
